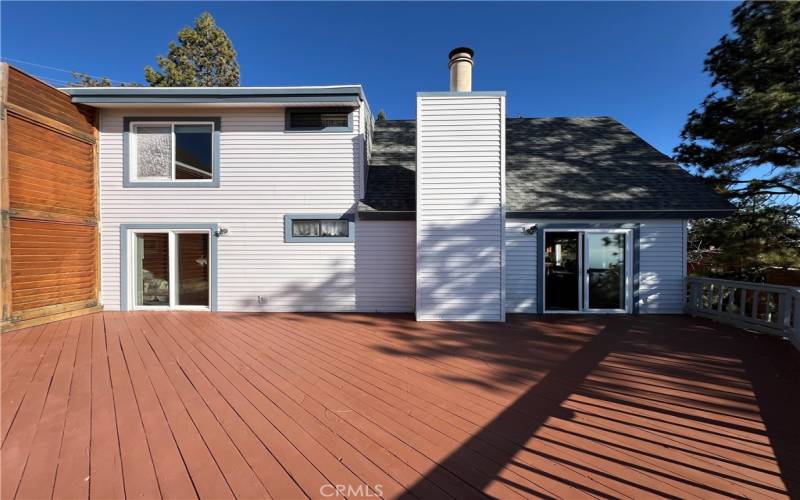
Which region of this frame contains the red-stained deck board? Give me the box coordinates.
[122,312,270,499]
[216,314,576,499]
[153,312,390,498]
[1,318,71,499]
[2,311,799,499]
[120,314,234,500]
[87,313,124,500]
[15,317,82,499]
[175,313,454,499]
[52,315,92,500]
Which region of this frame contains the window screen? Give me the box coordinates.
[288,110,349,130]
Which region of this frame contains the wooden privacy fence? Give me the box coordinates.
[0,64,100,332]
[687,276,800,350]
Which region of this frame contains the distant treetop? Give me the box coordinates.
[144,12,240,87]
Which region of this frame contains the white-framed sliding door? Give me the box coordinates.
[125,228,212,311]
[543,228,633,314]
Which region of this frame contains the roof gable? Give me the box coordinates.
[360,117,733,218]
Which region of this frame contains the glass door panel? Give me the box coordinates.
[544,232,581,311]
[177,233,210,306]
[585,233,626,310]
[135,233,170,306]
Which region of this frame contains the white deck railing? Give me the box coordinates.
[687,277,800,350]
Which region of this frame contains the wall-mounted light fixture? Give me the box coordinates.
[524,225,537,235]
[214,227,229,237]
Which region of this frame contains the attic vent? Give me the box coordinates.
[286,109,350,130]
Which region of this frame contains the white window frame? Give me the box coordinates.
[129,121,215,183]
[127,228,212,311]
[542,228,633,314]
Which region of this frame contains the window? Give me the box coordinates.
[284,214,355,242]
[285,109,352,131]
[124,117,220,187]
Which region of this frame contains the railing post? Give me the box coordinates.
[688,280,699,312]
[739,287,747,317]
[793,293,800,345]
[778,293,789,331]
[752,291,760,320]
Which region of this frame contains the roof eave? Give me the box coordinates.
[507,209,736,219]
[62,85,366,106]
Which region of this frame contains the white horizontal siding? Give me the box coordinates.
[504,219,687,314]
[639,220,687,313]
[98,105,414,313]
[505,220,538,313]
[416,94,506,321]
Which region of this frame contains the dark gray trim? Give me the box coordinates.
[65,86,364,105]
[357,209,733,220]
[417,91,506,97]
[119,223,219,312]
[632,225,641,314]
[284,107,354,133]
[535,223,640,314]
[65,86,363,97]
[123,117,221,188]
[284,213,356,243]
[507,210,734,219]
[74,95,361,105]
[357,210,416,221]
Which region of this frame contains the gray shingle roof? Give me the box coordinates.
[359,117,733,218]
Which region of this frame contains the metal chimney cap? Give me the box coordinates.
[448,47,474,60]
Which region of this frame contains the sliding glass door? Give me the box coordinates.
[584,233,627,312]
[544,230,630,313]
[133,230,210,309]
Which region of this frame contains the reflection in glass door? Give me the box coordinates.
[585,233,626,311]
[178,233,210,306]
[544,232,581,311]
[136,233,170,306]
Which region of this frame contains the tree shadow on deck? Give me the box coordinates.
[362,314,800,498]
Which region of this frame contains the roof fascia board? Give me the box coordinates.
[71,95,360,105]
[507,210,735,219]
[357,211,416,221]
[64,85,363,96]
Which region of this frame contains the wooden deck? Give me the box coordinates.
[2,312,799,499]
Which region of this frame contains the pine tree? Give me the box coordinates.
[144,12,240,87]
[69,72,141,87]
[674,1,799,202]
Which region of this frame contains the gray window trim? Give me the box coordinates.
[535,223,640,315]
[284,108,354,133]
[284,213,355,243]
[119,223,219,311]
[123,116,221,188]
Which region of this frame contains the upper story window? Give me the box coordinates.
[285,108,352,132]
[123,117,221,187]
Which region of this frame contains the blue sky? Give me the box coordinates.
[1,1,736,157]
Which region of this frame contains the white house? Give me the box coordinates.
[63,48,732,321]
